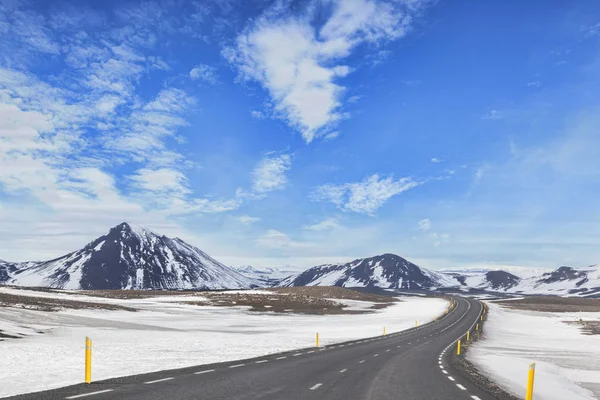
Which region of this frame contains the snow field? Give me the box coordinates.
[0,292,447,397]
[468,302,600,400]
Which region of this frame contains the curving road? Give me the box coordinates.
[8,296,493,400]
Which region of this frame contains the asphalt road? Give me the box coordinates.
[8,296,494,400]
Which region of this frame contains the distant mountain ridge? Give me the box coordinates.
[0,223,257,290]
[280,255,600,297]
[279,253,456,290]
[232,265,297,286]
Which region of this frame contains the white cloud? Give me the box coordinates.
[482,109,503,120]
[189,64,218,84]
[417,218,431,231]
[347,95,362,103]
[251,110,266,119]
[527,80,541,88]
[238,215,261,225]
[255,229,309,250]
[251,153,292,194]
[313,174,421,215]
[96,94,124,115]
[225,0,427,143]
[303,217,340,231]
[431,157,443,163]
[129,168,190,194]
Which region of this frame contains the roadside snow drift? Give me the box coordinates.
[468,302,600,400]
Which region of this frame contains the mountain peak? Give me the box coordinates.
[3,223,256,290]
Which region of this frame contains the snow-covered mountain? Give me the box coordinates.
[0,223,258,290]
[279,253,457,290]
[232,265,297,286]
[279,254,600,297]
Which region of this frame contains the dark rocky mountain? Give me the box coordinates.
[538,266,588,285]
[279,253,457,289]
[484,270,521,290]
[1,223,257,290]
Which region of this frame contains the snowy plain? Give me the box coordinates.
[0,289,447,398]
[468,302,600,400]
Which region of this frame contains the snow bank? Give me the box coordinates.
[0,296,447,397]
[468,302,600,400]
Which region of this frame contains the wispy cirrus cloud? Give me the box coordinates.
[189,64,218,84]
[224,0,430,143]
[313,174,421,215]
[251,153,292,194]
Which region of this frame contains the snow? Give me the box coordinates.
[0,293,447,397]
[468,302,600,400]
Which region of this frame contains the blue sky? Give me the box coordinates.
[1,0,599,270]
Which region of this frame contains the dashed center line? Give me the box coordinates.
[373,354,379,357]
[255,360,268,364]
[65,390,114,399]
[359,360,365,364]
[448,376,455,382]
[276,356,287,360]
[229,364,245,369]
[310,383,322,390]
[293,353,303,357]
[144,377,174,384]
[471,396,482,400]
[194,369,215,375]
[457,384,467,390]
[339,369,348,373]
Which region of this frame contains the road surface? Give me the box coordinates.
[8,296,494,400]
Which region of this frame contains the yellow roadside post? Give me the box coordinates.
[415,321,418,327]
[383,327,386,336]
[476,323,479,331]
[481,315,483,321]
[526,363,536,400]
[85,336,92,384]
[457,340,461,355]
[316,332,319,347]
[467,331,470,341]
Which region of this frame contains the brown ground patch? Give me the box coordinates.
[496,296,600,312]
[565,320,600,335]
[195,287,398,315]
[0,292,136,312]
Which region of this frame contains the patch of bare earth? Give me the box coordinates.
[192,287,399,315]
[0,292,136,312]
[495,297,600,335]
[496,296,600,312]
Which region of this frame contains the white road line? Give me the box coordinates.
[442,370,448,375]
[310,383,322,390]
[448,376,455,381]
[229,364,245,368]
[194,369,215,375]
[293,353,303,357]
[144,377,174,384]
[276,356,287,360]
[439,365,443,369]
[471,396,482,400]
[339,369,347,373]
[456,384,466,390]
[386,349,391,352]
[307,351,315,354]
[373,354,379,357]
[65,390,114,399]
[359,360,365,363]
[255,360,268,364]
